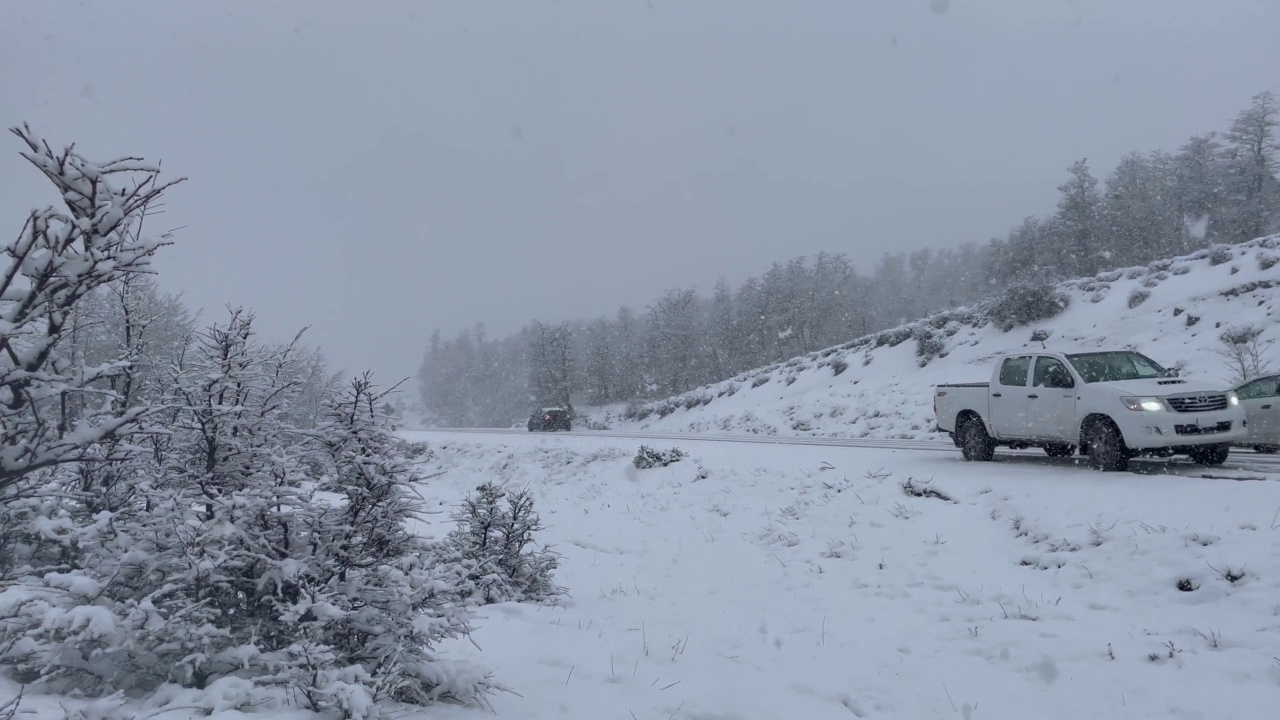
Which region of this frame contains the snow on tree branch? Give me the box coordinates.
[0,125,185,493]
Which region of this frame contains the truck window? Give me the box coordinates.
[998,356,1031,386]
[1065,351,1168,383]
[1238,376,1279,399]
[1032,356,1073,388]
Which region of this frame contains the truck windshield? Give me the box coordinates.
[1064,351,1168,384]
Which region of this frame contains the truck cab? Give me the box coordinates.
[934,349,1246,471]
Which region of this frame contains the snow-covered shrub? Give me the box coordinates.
[0,130,487,718]
[1128,288,1151,308]
[1259,253,1280,271]
[913,328,945,366]
[1172,265,1191,275]
[751,374,770,388]
[831,358,850,375]
[1030,329,1052,343]
[1209,245,1233,266]
[398,439,435,461]
[437,482,563,606]
[987,282,1070,332]
[633,445,686,469]
[623,402,653,421]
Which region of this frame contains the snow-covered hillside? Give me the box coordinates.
[591,236,1280,440]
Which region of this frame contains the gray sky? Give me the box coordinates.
[3,0,1278,384]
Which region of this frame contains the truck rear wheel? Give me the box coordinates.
[1189,443,1230,466]
[1085,420,1129,472]
[959,417,996,462]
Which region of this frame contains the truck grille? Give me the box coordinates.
[1174,421,1233,436]
[1167,394,1229,413]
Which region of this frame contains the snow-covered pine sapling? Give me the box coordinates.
[441,481,564,605]
[295,371,486,712]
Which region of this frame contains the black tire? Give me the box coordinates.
[958,417,996,462]
[1085,420,1129,472]
[1253,444,1279,454]
[1044,443,1076,458]
[1189,443,1230,466]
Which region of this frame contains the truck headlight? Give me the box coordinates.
[1121,396,1167,412]
[1227,391,1240,406]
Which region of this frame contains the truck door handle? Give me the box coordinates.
[1027,394,1039,399]
[992,392,1002,398]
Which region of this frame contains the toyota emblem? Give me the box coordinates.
[1197,395,1208,403]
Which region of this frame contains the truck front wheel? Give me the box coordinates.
[1084,420,1129,472]
[1189,443,1230,466]
[959,417,996,462]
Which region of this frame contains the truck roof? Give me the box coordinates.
[994,348,1143,358]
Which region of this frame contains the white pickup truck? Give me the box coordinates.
[933,349,1246,471]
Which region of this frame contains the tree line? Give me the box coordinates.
[418,91,1280,427]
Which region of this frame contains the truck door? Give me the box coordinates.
[992,355,1033,437]
[1029,355,1078,441]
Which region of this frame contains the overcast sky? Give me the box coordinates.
[3,0,1278,384]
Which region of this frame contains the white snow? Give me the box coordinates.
[587,236,1280,442]
[7,431,1280,718]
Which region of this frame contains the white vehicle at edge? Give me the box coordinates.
[1231,373,1280,453]
[933,349,1246,471]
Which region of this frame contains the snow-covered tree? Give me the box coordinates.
[0,124,183,494]
[527,320,573,412]
[1055,158,1104,276]
[1221,91,1280,242]
[646,289,704,396]
[582,318,616,406]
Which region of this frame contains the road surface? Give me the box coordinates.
[404,427,1280,478]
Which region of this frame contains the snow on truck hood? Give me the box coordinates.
[1094,378,1229,396]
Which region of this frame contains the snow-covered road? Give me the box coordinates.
[414,426,1280,479]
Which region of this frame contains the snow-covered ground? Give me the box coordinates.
[7,431,1280,719]
[397,433,1280,719]
[588,236,1280,441]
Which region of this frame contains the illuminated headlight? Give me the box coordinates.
[1227,391,1240,406]
[1121,396,1167,412]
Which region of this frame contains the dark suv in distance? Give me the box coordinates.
[528,407,571,432]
